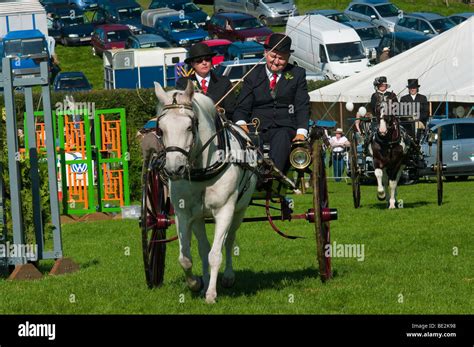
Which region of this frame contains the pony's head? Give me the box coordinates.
[154,81,198,179]
[376,101,391,136]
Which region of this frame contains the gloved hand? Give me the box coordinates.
[292,134,306,142]
[240,124,249,133]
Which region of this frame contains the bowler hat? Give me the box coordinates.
[263,33,294,53]
[184,43,216,64]
[374,76,389,87]
[407,79,420,89]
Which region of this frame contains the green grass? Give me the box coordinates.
[54,0,472,89]
[0,177,472,314]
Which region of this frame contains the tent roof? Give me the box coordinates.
[309,17,474,104]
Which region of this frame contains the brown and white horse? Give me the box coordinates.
[368,102,409,209]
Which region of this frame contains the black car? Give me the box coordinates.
[376,31,430,63]
[46,3,95,45]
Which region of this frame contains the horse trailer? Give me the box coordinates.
[103,47,187,89]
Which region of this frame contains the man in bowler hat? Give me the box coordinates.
[176,43,236,120]
[233,33,310,173]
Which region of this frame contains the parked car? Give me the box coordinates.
[286,15,369,80]
[150,14,210,47]
[343,21,382,62]
[46,4,95,46]
[419,118,474,179]
[395,12,456,37]
[306,9,351,23]
[214,0,298,26]
[201,39,232,65]
[344,0,402,35]
[207,12,273,44]
[91,24,131,56]
[125,33,171,48]
[375,31,430,63]
[448,12,474,25]
[53,71,92,91]
[93,1,144,34]
[225,41,264,60]
[149,0,209,27]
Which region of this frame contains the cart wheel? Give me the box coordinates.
[436,127,443,206]
[312,140,332,282]
[350,132,361,208]
[141,154,168,288]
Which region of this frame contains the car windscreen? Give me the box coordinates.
[430,18,455,33]
[170,19,198,32]
[327,13,351,23]
[325,42,365,61]
[232,18,264,30]
[58,76,90,89]
[356,27,382,40]
[107,30,130,42]
[117,7,141,20]
[4,38,48,57]
[375,4,400,17]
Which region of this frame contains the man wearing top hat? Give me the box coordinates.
[400,78,429,129]
[176,43,236,120]
[233,33,310,174]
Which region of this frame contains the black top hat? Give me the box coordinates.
[373,76,388,86]
[263,33,294,53]
[184,43,216,64]
[407,79,420,89]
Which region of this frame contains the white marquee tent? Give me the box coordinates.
[309,17,474,104]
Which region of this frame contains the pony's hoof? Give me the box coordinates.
[377,192,386,201]
[187,276,203,293]
[205,293,217,304]
[221,275,235,288]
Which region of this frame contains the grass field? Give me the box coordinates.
[0,176,472,314]
[54,0,473,90]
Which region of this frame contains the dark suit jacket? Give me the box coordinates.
[370,90,398,117]
[400,93,429,125]
[176,71,236,121]
[233,64,310,131]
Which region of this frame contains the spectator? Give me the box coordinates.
[329,128,350,182]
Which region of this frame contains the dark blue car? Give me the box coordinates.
[376,31,430,63]
[150,15,210,47]
[149,0,209,27]
[46,4,95,45]
[94,0,145,34]
[53,71,92,91]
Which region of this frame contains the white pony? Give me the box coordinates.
[154,81,257,303]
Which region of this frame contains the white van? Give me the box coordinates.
[286,15,370,80]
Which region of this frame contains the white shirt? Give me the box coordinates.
[195,73,210,90]
[329,136,349,152]
[236,66,308,138]
[411,93,417,100]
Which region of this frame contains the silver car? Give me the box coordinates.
[420,118,474,179]
[344,0,402,35]
[395,12,456,37]
[343,21,382,62]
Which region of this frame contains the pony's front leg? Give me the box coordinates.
[374,168,386,201]
[388,179,398,209]
[222,209,246,289]
[192,218,211,292]
[206,204,236,304]
[176,217,202,292]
